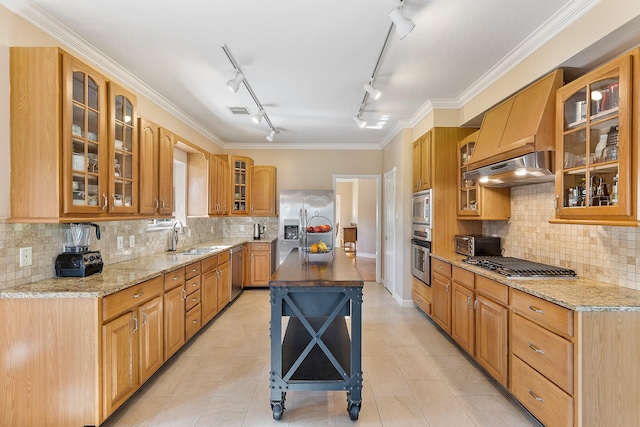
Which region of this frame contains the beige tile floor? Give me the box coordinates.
[102,283,542,427]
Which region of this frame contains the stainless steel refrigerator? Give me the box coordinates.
[278,190,334,266]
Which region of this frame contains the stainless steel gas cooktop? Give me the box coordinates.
[463,256,577,278]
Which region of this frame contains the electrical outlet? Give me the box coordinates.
[187,228,192,238]
[211,226,214,233]
[240,225,244,231]
[129,235,135,247]
[19,247,32,267]
[117,236,124,249]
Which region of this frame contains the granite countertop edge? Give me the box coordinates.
[431,253,640,312]
[0,238,276,299]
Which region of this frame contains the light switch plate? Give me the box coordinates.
[129,235,135,247]
[117,236,124,249]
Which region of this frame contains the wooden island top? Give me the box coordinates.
[270,248,363,288]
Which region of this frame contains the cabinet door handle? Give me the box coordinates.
[141,310,147,328]
[132,315,138,333]
[528,342,545,354]
[528,389,544,402]
[445,284,449,293]
[102,193,108,210]
[132,291,144,299]
[467,296,472,307]
[182,289,187,300]
[528,305,544,314]
[161,199,166,209]
[154,198,159,209]
[473,299,478,310]
[554,194,560,213]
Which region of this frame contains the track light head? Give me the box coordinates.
[252,108,265,124]
[353,115,367,128]
[266,129,277,142]
[389,6,415,39]
[363,83,382,100]
[226,72,244,92]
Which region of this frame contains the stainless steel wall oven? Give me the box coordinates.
[411,224,431,286]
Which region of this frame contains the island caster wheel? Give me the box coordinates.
[272,402,284,420]
[347,402,361,421]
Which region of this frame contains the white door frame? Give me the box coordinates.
[383,168,396,295]
[333,174,382,283]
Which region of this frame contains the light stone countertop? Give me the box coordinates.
[0,238,276,299]
[431,253,640,312]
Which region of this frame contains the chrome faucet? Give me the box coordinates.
[169,220,185,251]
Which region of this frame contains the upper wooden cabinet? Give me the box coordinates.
[553,50,639,226]
[457,131,510,220]
[209,154,229,216]
[230,156,254,215]
[251,165,277,216]
[412,132,431,192]
[138,118,174,216]
[9,47,142,222]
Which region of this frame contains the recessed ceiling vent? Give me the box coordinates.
[228,106,250,115]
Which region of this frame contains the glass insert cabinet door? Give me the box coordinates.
[109,83,138,213]
[63,55,107,214]
[458,138,478,216]
[555,53,632,219]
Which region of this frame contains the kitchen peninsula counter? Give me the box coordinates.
[0,238,276,298]
[431,253,640,312]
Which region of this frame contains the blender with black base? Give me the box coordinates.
[55,223,103,277]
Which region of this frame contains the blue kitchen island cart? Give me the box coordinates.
[269,248,364,421]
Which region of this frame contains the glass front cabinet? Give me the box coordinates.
[230,156,254,215]
[457,131,510,220]
[554,52,638,225]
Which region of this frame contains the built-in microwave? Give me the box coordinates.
[412,189,432,225]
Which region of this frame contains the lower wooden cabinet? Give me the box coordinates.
[101,276,164,419]
[217,251,231,312]
[431,263,452,334]
[163,268,185,360]
[246,241,272,287]
[412,277,432,315]
[475,293,508,386]
[201,255,219,324]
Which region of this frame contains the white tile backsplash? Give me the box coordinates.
[483,182,640,290]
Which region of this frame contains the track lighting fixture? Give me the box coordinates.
[364,83,382,100]
[389,3,415,39]
[252,108,265,124]
[353,115,367,128]
[226,72,244,92]
[222,45,278,141]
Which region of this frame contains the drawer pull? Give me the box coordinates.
[172,276,180,281]
[528,342,545,354]
[437,265,443,269]
[192,319,198,324]
[132,291,144,299]
[528,305,544,314]
[192,297,197,302]
[528,389,544,402]
[191,283,198,287]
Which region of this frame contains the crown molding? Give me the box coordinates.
[224,141,384,150]
[1,0,226,147]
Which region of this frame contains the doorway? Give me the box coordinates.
[333,174,381,283]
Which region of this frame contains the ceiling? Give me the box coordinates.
[0,0,611,149]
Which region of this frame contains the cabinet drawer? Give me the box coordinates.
[511,356,573,427]
[512,314,573,394]
[412,277,432,302]
[185,289,201,311]
[102,276,163,322]
[185,304,201,340]
[218,250,230,264]
[251,243,270,252]
[185,261,201,280]
[432,258,451,278]
[164,267,185,291]
[476,275,508,305]
[412,290,432,316]
[511,289,573,337]
[452,266,474,289]
[185,275,201,295]
[201,254,218,272]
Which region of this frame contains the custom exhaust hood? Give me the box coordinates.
[464,69,563,187]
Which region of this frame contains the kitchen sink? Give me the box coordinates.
[175,245,231,255]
